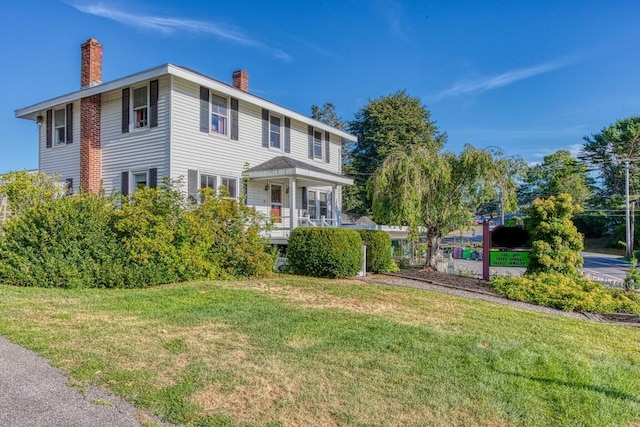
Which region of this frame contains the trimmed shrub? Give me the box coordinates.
[490,273,640,314]
[287,227,363,278]
[358,229,398,273]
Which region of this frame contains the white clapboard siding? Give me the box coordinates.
[101,76,171,193]
[169,76,344,193]
[39,100,80,193]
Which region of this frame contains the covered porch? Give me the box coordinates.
[246,156,353,243]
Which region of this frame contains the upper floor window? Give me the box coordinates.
[45,103,73,148]
[270,115,281,149]
[54,108,67,145]
[313,130,323,159]
[133,86,148,129]
[122,80,158,133]
[211,94,228,135]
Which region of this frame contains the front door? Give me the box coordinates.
[270,184,282,224]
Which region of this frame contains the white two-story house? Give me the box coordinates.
[15,39,355,243]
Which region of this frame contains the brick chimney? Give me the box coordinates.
[81,38,102,89]
[232,70,249,92]
[80,39,102,194]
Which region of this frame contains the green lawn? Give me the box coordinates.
[1,276,639,426]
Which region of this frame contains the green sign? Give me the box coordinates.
[489,250,530,267]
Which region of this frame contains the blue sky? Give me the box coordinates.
[2,0,640,173]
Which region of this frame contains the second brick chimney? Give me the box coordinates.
[232,70,249,92]
[81,38,102,89]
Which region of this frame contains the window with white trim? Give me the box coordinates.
[270,115,281,149]
[313,130,323,159]
[319,192,328,218]
[307,191,317,219]
[54,108,67,145]
[200,173,217,190]
[211,94,228,135]
[132,86,148,129]
[221,177,237,198]
[132,171,147,191]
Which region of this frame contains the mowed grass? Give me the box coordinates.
[1,277,639,426]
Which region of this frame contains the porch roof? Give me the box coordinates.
[246,156,354,186]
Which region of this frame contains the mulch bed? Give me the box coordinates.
[389,269,499,296]
[387,268,640,326]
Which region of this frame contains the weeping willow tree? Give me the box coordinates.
[371,144,523,269]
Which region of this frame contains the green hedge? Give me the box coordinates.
[0,177,275,288]
[358,230,398,273]
[490,273,640,314]
[287,227,363,278]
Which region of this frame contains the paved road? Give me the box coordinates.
[448,252,630,284]
[0,336,167,427]
[443,223,631,282]
[582,252,630,283]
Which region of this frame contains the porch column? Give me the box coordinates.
[289,177,297,232]
[331,184,336,225]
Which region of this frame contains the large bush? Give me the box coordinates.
[358,229,398,273]
[524,194,584,276]
[179,189,275,279]
[287,228,363,278]
[0,175,275,288]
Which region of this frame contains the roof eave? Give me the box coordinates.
[14,64,358,142]
[247,167,353,186]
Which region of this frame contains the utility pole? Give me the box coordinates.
[625,160,632,258]
[621,158,640,258]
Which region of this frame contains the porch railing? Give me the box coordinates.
[267,215,338,239]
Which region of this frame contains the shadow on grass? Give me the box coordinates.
[496,369,639,403]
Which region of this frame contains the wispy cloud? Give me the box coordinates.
[67,1,292,61]
[434,59,574,101]
[372,0,409,41]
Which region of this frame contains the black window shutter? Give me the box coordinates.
[149,168,158,189]
[308,126,314,159]
[284,117,291,153]
[188,169,198,202]
[121,171,129,196]
[149,79,159,128]
[199,86,209,132]
[302,187,307,207]
[122,88,130,133]
[325,131,330,163]
[261,109,269,148]
[46,109,52,148]
[65,178,73,196]
[230,98,239,141]
[66,103,73,144]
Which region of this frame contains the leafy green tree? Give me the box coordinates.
[371,144,522,269]
[347,91,446,215]
[579,116,640,244]
[524,194,584,276]
[310,103,345,130]
[521,150,593,205]
[0,170,63,215]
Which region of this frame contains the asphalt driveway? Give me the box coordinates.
[0,336,168,427]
